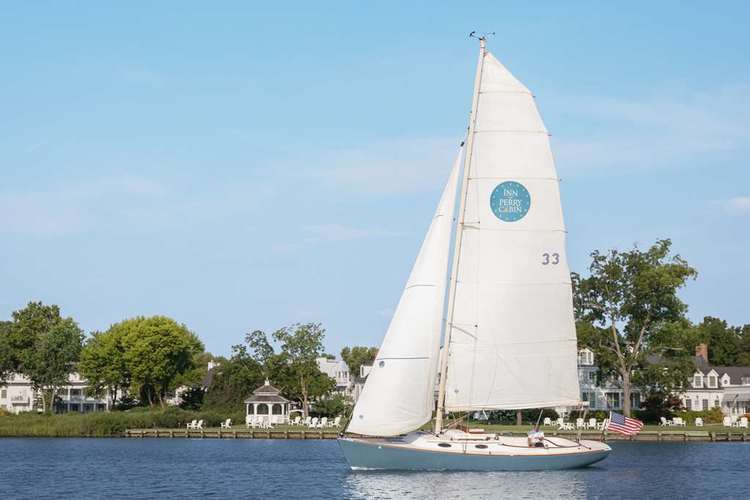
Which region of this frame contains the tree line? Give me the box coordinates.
[4,237,748,420]
[0,305,377,417]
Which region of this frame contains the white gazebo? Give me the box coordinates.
[244,379,290,425]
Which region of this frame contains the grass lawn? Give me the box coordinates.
[417,423,733,433]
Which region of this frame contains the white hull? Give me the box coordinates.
[339,431,610,471]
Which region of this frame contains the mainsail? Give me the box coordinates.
[346,149,462,436]
[443,46,580,411]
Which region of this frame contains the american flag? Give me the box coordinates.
[606,411,644,436]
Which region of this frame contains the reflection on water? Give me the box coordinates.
[345,470,588,500]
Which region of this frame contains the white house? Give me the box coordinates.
[0,372,110,414]
[316,357,351,394]
[576,348,642,412]
[681,344,750,416]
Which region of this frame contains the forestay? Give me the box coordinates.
[347,149,462,436]
[444,49,580,411]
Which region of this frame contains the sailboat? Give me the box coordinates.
[338,36,611,471]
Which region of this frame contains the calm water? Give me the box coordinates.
[0,439,747,499]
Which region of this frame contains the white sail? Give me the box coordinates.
[347,149,462,436]
[444,50,580,411]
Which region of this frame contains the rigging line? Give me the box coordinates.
[376,356,429,361]
[404,283,437,290]
[473,129,548,134]
[467,176,560,181]
[446,338,577,347]
[462,228,568,233]
[477,90,533,95]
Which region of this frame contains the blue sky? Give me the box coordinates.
[2,2,749,356]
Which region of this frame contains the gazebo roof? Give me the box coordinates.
[244,379,290,404]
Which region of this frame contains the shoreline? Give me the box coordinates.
[120,428,748,442]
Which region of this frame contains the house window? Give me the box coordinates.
[702,399,709,411]
[581,391,597,408]
[631,393,641,409]
[605,392,621,409]
[578,350,593,366]
[741,377,750,386]
[686,399,692,410]
[708,376,717,388]
[693,375,703,388]
[0,389,6,399]
[714,398,720,408]
[70,389,82,397]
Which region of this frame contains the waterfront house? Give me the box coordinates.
[316,356,352,395]
[0,372,110,414]
[681,344,750,416]
[575,348,642,412]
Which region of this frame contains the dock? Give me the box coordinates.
[124,428,339,439]
[122,428,749,442]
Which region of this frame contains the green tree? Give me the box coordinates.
[0,321,13,384]
[81,316,204,407]
[121,316,204,406]
[7,302,62,372]
[245,329,276,377]
[78,328,131,407]
[739,325,750,366]
[6,302,84,412]
[202,346,263,411]
[27,318,84,412]
[272,323,334,417]
[340,346,378,378]
[573,239,697,416]
[690,317,742,365]
[311,393,352,418]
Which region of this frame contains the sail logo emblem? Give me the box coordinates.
[490,181,531,222]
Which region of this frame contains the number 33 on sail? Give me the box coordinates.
[338,35,611,471]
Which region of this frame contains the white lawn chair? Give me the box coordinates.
[290,416,301,426]
[186,419,197,429]
[555,417,564,427]
[739,417,749,429]
[246,415,258,428]
[587,418,597,429]
[330,416,342,428]
[660,416,673,426]
[543,417,552,426]
[723,416,732,427]
[597,418,610,431]
[195,419,204,430]
[260,419,273,429]
[560,421,575,431]
[672,417,686,427]
[576,418,585,429]
[318,417,328,428]
[694,418,703,427]
[308,417,319,428]
[303,416,312,427]
[220,419,232,429]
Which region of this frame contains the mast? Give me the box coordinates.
[434,35,488,435]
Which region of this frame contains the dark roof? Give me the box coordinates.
[694,360,750,385]
[243,380,289,403]
[244,394,289,404]
[254,385,282,395]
